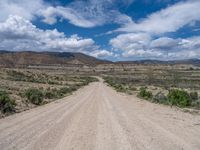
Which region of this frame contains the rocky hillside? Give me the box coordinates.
[0,51,111,67]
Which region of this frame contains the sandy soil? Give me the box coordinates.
[0,79,200,150]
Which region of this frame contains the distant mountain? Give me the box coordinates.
[116,59,200,66]
[0,51,111,67]
[0,51,199,67]
[169,59,200,66]
[116,60,166,65]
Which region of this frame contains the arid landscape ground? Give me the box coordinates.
[0,78,200,150]
[1,0,200,149]
[0,51,200,150]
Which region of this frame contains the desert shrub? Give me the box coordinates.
[54,86,76,98]
[129,86,137,91]
[116,84,124,92]
[47,80,60,85]
[189,67,194,70]
[153,92,167,104]
[69,85,79,92]
[7,70,27,81]
[25,88,44,105]
[138,87,153,100]
[44,90,56,99]
[59,87,71,95]
[0,91,16,113]
[44,85,79,99]
[80,76,98,85]
[103,77,115,86]
[189,92,198,101]
[104,77,122,90]
[167,89,191,107]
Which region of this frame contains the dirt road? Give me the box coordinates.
[0,79,200,150]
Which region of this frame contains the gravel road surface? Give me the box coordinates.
[0,79,200,150]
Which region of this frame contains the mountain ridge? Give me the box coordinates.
[0,51,111,67]
[0,51,200,67]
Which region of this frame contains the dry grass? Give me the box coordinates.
[103,64,200,109]
[0,68,98,117]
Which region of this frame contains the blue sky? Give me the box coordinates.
[0,0,200,61]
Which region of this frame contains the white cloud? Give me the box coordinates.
[90,50,114,58]
[0,15,114,58]
[116,0,200,34]
[110,33,200,60]
[40,0,133,27]
[150,37,179,49]
[180,36,200,49]
[109,0,200,60]
[0,0,133,28]
[110,33,151,51]
[122,49,163,58]
[0,15,99,54]
[0,0,45,22]
[40,6,101,27]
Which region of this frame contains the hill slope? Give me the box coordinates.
[116,59,200,66]
[0,51,111,67]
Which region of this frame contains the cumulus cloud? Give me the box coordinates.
[150,37,179,50]
[116,0,200,34]
[108,0,200,60]
[110,33,151,51]
[0,0,45,22]
[0,15,104,55]
[122,49,163,58]
[180,36,200,49]
[40,0,133,27]
[90,50,114,58]
[110,33,200,60]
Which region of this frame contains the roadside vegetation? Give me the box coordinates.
[138,87,153,100]
[0,91,16,114]
[103,76,136,93]
[0,68,98,117]
[103,70,200,109]
[138,88,199,108]
[25,88,44,105]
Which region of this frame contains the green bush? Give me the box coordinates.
[59,86,77,95]
[44,85,79,100]
[44,90,56,99]
[138,87,153,100]
[104,77,127,92]
[60,87,70,94]
[0,91,16,113]
[113,84,125,92]
[167,89,191,107]
[103,77,115,86]
[25,88,44,105]
[153,92,167,104]
[77,76,98,86]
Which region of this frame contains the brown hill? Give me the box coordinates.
[0,51,111,67]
